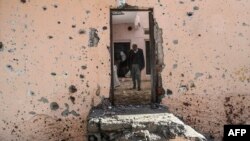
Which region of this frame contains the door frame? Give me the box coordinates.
[110,8,157,105]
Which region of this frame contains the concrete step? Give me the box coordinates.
[87,105,206,141]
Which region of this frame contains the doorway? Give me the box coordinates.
[110,9,156,105]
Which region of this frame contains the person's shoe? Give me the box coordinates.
[137,87,141,91]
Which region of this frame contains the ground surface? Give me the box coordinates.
[114,78,151,105]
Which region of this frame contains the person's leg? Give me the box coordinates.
[131,65,136,89]
[135,65,141,90]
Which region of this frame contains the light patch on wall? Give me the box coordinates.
[88,28,100,47]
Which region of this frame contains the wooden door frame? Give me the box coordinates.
[109,8,157,105]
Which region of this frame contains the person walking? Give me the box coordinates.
[128,44,145,91]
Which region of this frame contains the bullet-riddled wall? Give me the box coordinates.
[0,0,249,140]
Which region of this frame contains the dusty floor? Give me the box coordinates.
[114,78,151,105]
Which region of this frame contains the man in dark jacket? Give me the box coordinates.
[128,44,145,91]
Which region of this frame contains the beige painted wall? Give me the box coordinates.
[0,0,249,140]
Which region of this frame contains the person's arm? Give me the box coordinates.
[140,49,145,70]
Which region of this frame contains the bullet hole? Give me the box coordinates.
[166,89,173,95]
[179,1,184,4]
[50,102,59,111]
[128,26,133,31]
[178,85,188,93]
[193,6,199,10]
[51,72,56,76]
[57,21,61,24]
[81,65,87,69]
[6,65,14,71]
[69,36,73,40]
[208,75,212,79]
[48,35,53,39]
[181,73,184,77]
[183,102,191,107]
[173,40,178,45]
[190,81,196,88]
[222,73,225,79]
[102,26,107,30]
[86,10,90,14]
[198,34,201,37]
[71,110,80,116]
[242,22,248,26]
[187,12,193,17]
[0,42,4,52]
[173,64,178,69]
[88,28,100,47]
[28,90,35,96]
[61,103,80,117]
[79,29,86,34]
[225,97,230,103]
[83,21,85,24]
[29,111,36,115]
[42,6,47,11]
[69,96,75,104]
[20,0,26,3]
[72,25,76,28]
[195,72,204,79]
[53,4,58,8]
[79,74,84,79]
[38,97,49,103]
[69,85,77,93]
[96,85,100,96]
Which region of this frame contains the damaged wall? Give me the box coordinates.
[0,0,250,141]
[0,0,113,140]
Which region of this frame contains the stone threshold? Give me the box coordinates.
[87,105,206,141]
